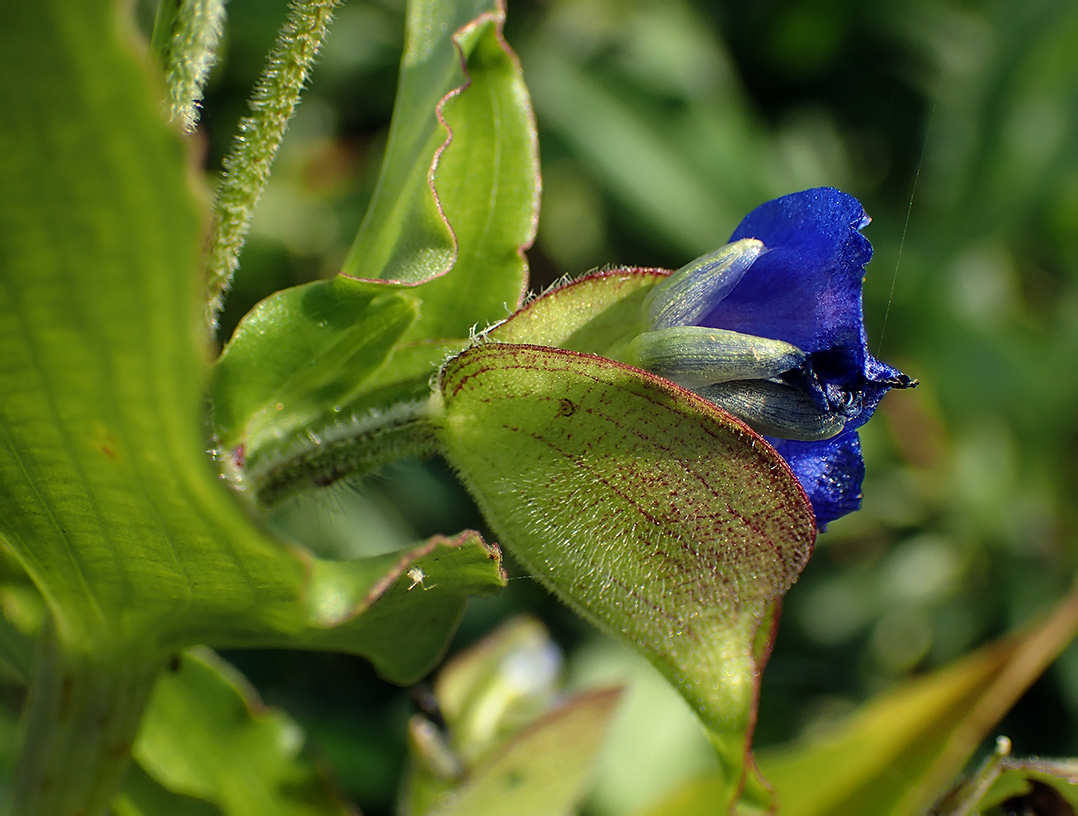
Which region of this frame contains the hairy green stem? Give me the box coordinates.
[150,0,226,131]
[245,400,442,507]
[12,625,165,816]
[204,0,341,329]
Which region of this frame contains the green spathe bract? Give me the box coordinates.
[434,342,816,805]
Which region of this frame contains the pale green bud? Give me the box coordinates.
[626,326,806,389]
[695,380,847,441]
[645,239,764,330]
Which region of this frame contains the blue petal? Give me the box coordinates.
[767,431,865,528]
[700,188,872,392]
[690,188,915,526]
[654,187,913,526]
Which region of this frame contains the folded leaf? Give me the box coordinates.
[216,0,541,464]
[488,269,662,356]
[342,0,538,342]
[434,343,815,806]
[296,532,508,684]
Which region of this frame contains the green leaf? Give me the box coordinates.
[0,1,507,810]
[930,739,1078,816]
[431,688,623,816]
[752,591,1078,816]
[634,591,1078,816]
[295,532,508,684]
[114,764,223,816]
[0,0,501,678]
[1,0,221,649]
[133,648,351,816]
[966,764,1078,815]
[434,343,816,807]
[212,277,419,461]
[402,617,622,816]
[341,0,538,341]
[215,0,540,466]
[488,269,662,358]
[0,533,506,812]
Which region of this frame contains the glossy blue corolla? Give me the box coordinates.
[631,188,914,526]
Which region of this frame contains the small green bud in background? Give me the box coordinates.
[402,617,622,816]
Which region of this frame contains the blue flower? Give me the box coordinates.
[631,188,914,527]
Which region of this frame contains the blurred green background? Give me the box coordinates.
[191,0,1078,811]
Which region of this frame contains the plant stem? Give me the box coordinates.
[150,0,227,132]
[204,0,341,329]
[245,400,442,507]
[12,625,165,816]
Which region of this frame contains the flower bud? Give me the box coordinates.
[695,380,848,442]
[645,239,764,330]
[626,326,806,389]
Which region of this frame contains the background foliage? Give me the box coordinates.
[5,0,1078,812]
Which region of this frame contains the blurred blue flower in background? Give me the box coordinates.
[631,188,915,526]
